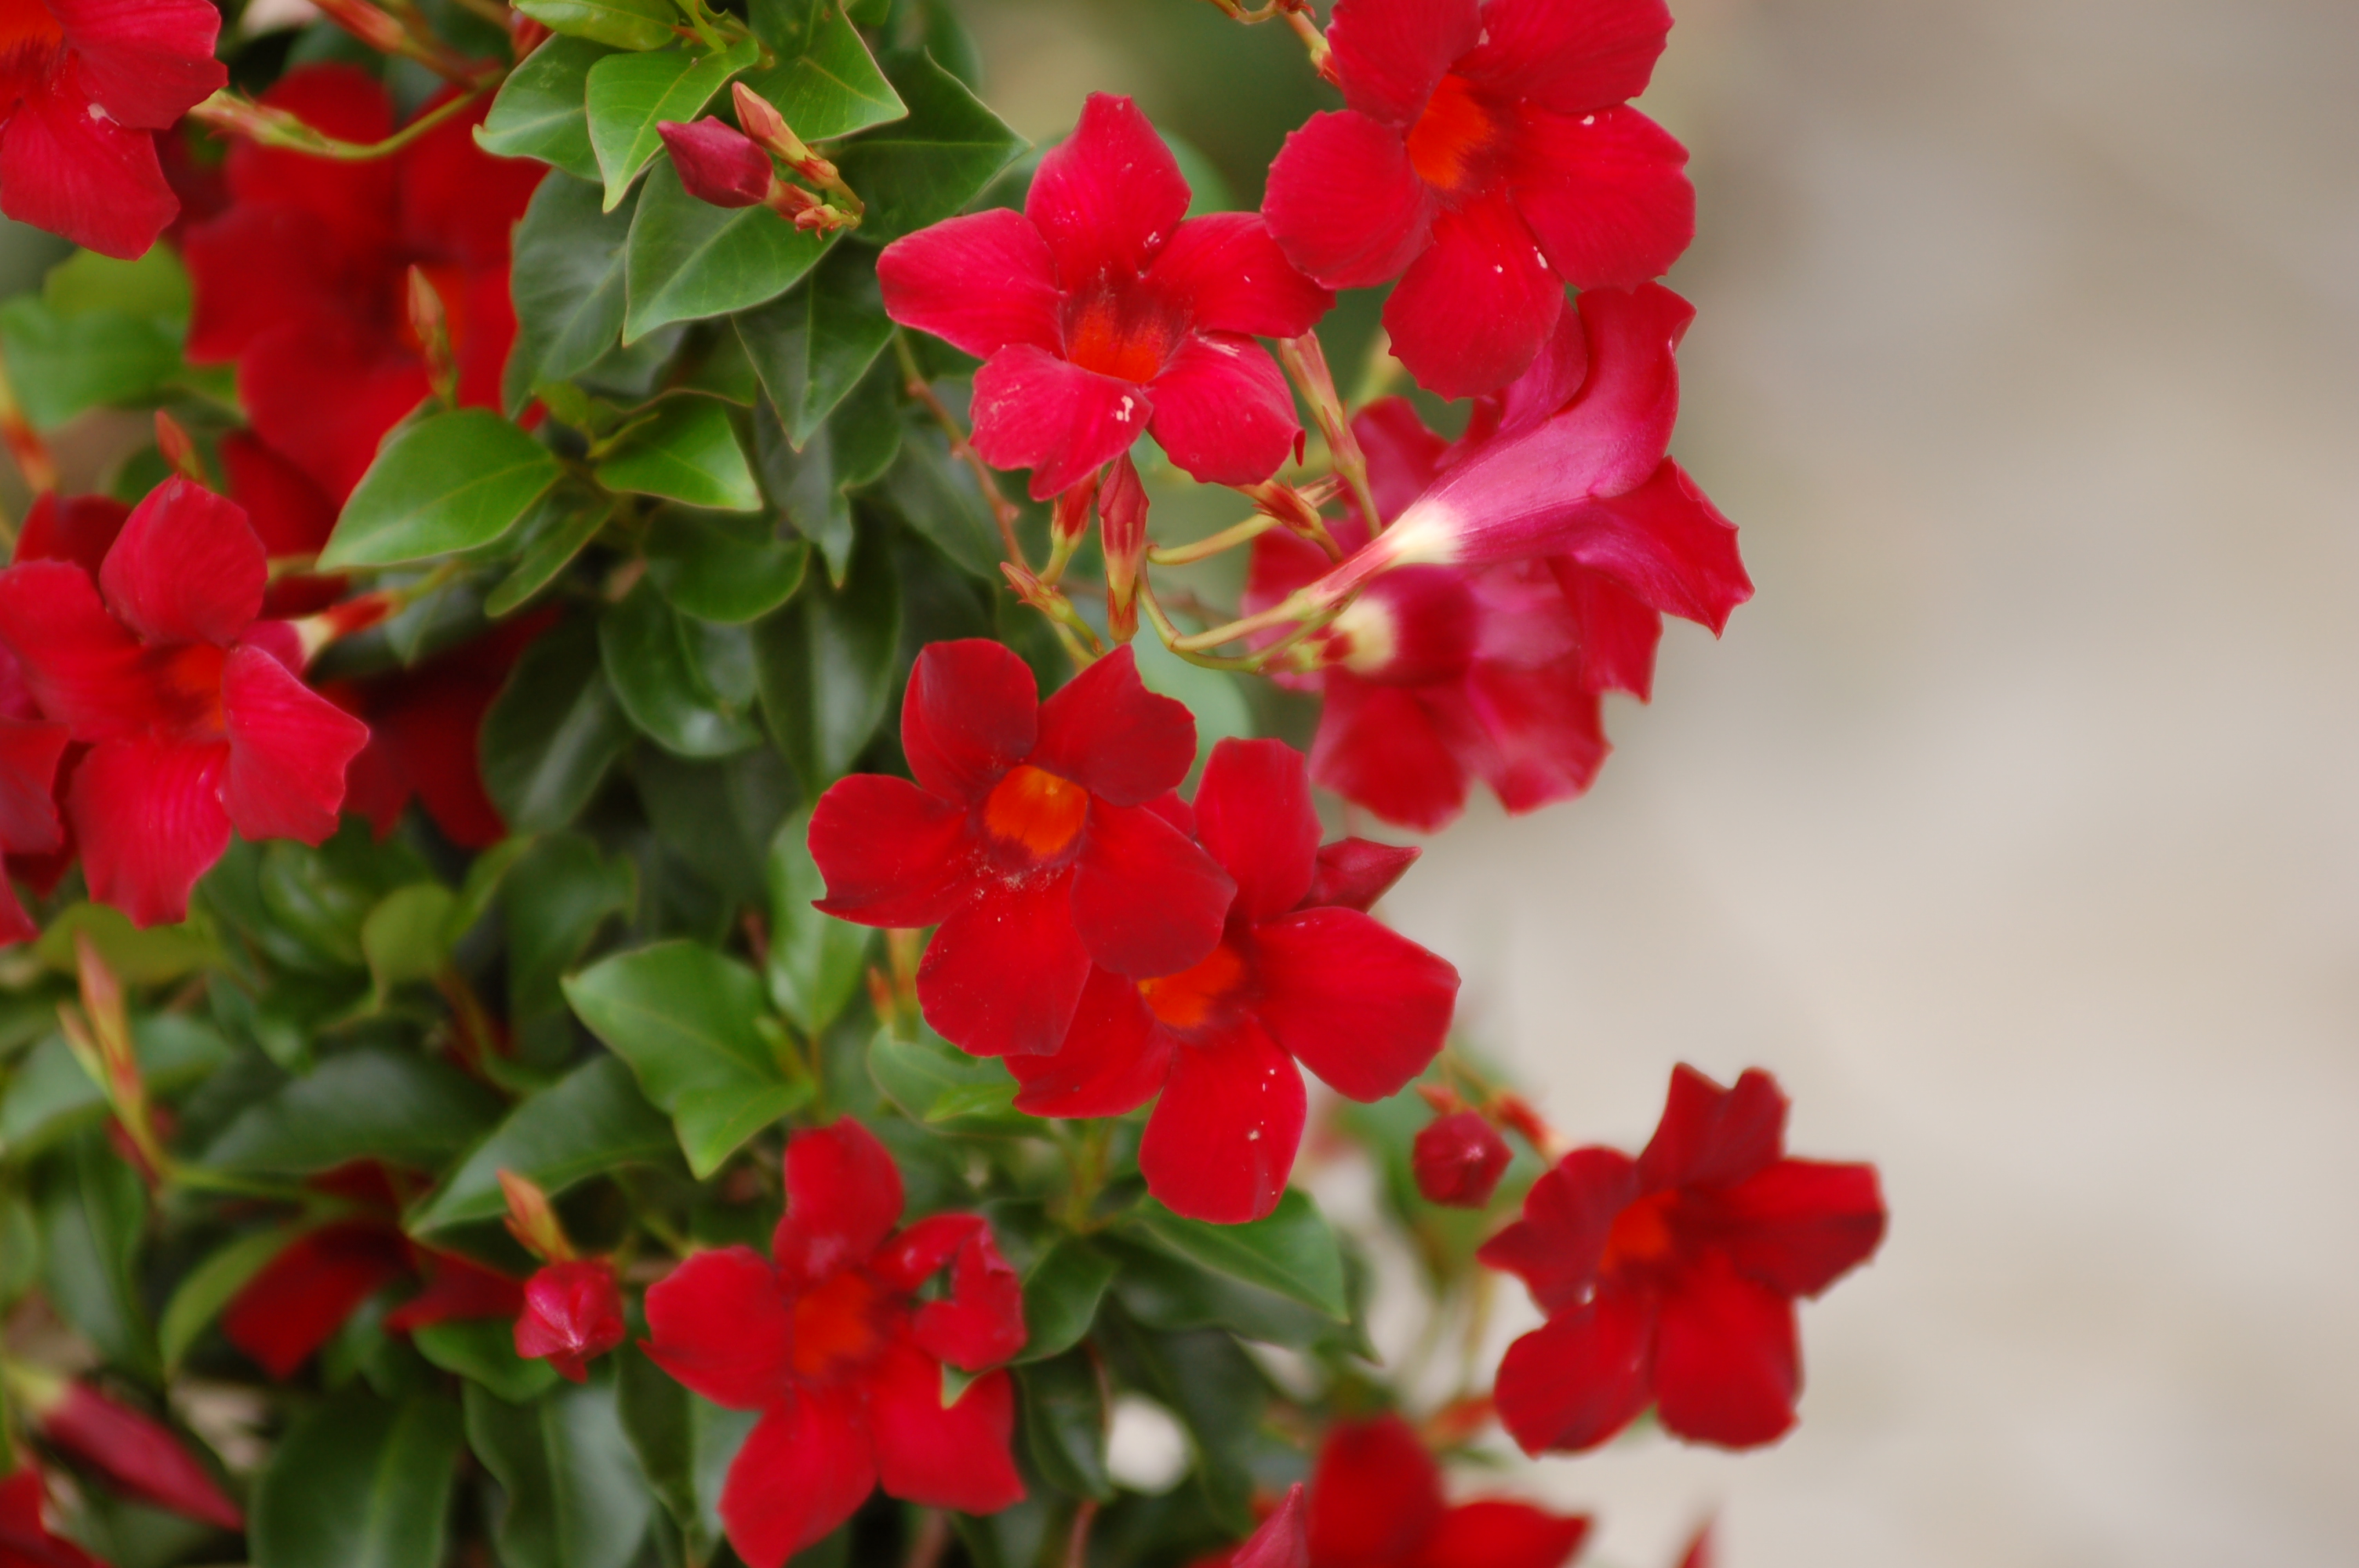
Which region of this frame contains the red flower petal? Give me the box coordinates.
[222,434,340,560]
[180,205,362,365]
[971,344,1151,502]
[0,1467,108,1568]
[14,493,129,577]
[222,1220,409,1380]
[69,736,230,927]
[720,1387,877,1568]
[1234,1483,1309,1568]
[659,117,772,209]
[900,638,1040,804]
[383,1250,525,1330]
[1510,103,1692,290]
[1492,1287,1654,1454]
[36,1380,242,1530]
[913,1225,1027,1370]
[1651,1254,1800,1447]
[1384,194,1563,399]
[1142,213,1332,339]
[1552,460,1750,632]
[1355,397,1452,519]
[1551,565,1661,698]
[1417,1500,1591,1568]
[1476,1147,1638,1314]
[1307,677,1471,833]
[395,91,542,268]
[772,1119,904,1286]
[1025,93,1189,290]
[864,1339,1025,1512]
[220,646,369,844]
[1070,800,1234,978]
[1006,967,1172,1116]
[49,0,227,129]
[1193,738,1320,922]
[1251,907,1456,1102]
[1636,1065,1787,1191]
[240,315,431,502]
[878,208,1062,359]
[1146,332,1302,488]
[1325,0,1482,124]
[0,719,67,857]
[95,479,265,648]
[1461,659,1608,815]
[1305,1415,1445,1566]
[1030,645,1197,807]
[514,1260,627,1381]
[0,871,34,949]
[918,872,1092,1057]
[226,66,398,235]
[871,1213,984,1290]
[641,1247,798,1410]
[0,73,178,260]
[1262,110,1436,289]
[1139,1021,1306,1223]
[1457,0,1671,115]
[1490,307,1592,441]
[1301,838,1420,913]
[1714,1158,1887,1298]
[809,775,978,927]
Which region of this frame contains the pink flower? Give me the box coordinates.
[515,1259,627,1382]
[1262,0,1689,396]
[879,93,1332,499]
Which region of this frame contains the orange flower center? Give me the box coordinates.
[789,1269,890,1381]
[1405,74,1503,194]
[1601,1190,1680,1276]
[1063,290,1181,384]
[1137,942,1248,1031]
[982,764,1089,862]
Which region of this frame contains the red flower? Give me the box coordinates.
[642,1120,1027,1567]
[1005,738,1459,1223]
[1261,0,1689,396]
[182,64,544,506]
[514,1259,627,1383]
[0,477,369,927]
[9,1370,242,1531]
[878,93,1332,499]
[660,116,776,209]
[0,1466,107,1568]
[1245,286,1747,831]
[1413,1111,1513,1208]
[809,639,1235,1058]
[1478,1065,1886,1452]
[0,0,225,258]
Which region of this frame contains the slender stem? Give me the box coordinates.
[1136,579,1270,672]
[1169,591,1317,653]
[1147,512,1278,567]
[894,333,1029,570]
[191,82,498,162]
[1064,1499,1101,1568]
[903,1509,951,1568]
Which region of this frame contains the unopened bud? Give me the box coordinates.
[731,82,812,166]
[154,412,205,485]
[1051,470,1098,547]
[1099,454,1148,644]
[498,1170,575,1264]
[5,1367,243,1530]
[514,1260,626,1382]
[1412,1110,1512,1207]
[658,117,775,210]
[406,266,456,404]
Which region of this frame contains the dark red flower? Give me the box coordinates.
[0,0,225,258]
[0,1466,107,1568]
[9,1370,242,1531]
[660,116,775,209]
[0,477,369,927]
[0,644,67,944]
[1413,1111,1513,1208]
[879,93,1332,499]
[642,1120,1026,1567]
[809,639,1235,1058]
[1262,0,1689,396]
[1245,286,1748,831]
[182,64,543,506]
[1479,1065,1886,1452]
[514,1259,627,1383]
[1005,738,1459,1223]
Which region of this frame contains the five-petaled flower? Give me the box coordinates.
[0,0,225,258]
[879,92,1332,499]
[0,477,369,927]
[1006,737,1459,1223]
[809,638,1237,1058]
[514,1259,627,1383]
[1262,0,1691,397]
[642,1120,1027,1568]
[1479,1065,1886,1452]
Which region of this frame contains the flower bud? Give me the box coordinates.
[514,1259,626,1382]
[6,1367,243,1530]
[658,118,776,210]
[499,1169,574,1264]
[1412,1110,1512,1207]
[1099,453,1147,643]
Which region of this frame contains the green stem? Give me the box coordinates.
[192,82,500,162]
[1147,512,1278,567]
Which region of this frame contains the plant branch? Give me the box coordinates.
[191,81,499,162]
[894,333,1030,570]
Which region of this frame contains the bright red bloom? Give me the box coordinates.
[809,639,1235,1058]
[1479,1065,1886,1452]
[1005,738,1459,1223]
[0,0,224,258]
[879,93,1332,499]
[183,65,544,506]
[514,1259,627,1383]
[1245,286,1747,831]
[13,1373,242,1531]
[0,477,369,927]
[0,620,67,942]
[642,1120,1027,1568]
[1261,0,1688,396]
[0,1467,107,1568]
[1413,1111,1513,1207]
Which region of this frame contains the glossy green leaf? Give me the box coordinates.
[586,38,761,211]
[1129,1190,1348,1320]
[0,1017,230,1160]
[1100,1323,1266,1531]
[482,617,636,833]
[761,809,870,1038]
[197,1046,503,1174]
[622,159,831,341]
[600,583,765,757]
[506,833,638,1066]
[412,1056,677,1232]
[517,0,678,50]
[1020,1353,1114,1501]
[616,1345,753,1566]
[1014,1241,1118,1365]
[34,1136,155,1377]
[361,883,458,1004]
[416,1320,560,1403]
[632,746,797,907]
[595,397,761,512]
[322,410,561,569]
[832,50,1027,242]
[161,1227,297,1372]
[507,176,638,410]
[564,942,808,1177]
[466,1378,652,1568]
[445,835,540,948]
[751,521,900,790]
[487,493,615,616]
[867,1028,1032,1137]
[1103,1237,1357,1352]
[644,508,809,622]
[252,1392,463,1568]
[478,36,612,180]
[0,296,180,429]
[751,363,899,583]
[734,245,894,447]
[743,0,905,142]
[876,409,1001,579]
[31,900,216,983]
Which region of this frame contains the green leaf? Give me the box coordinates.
[197,1046,503,1174]
[0,296,180,429]
[622,159,831,341]
[1014,1241,1118,1365]
[1103,1237,1356,1352]
[445,834,540,946]
[761,809,870,1037]
[478,35,612,180]
[1129,1190,1348,1320]
[616,1345,752,1566]
[586,38,761,212]
[506,833,638,1067]
[876,408,1001,579]
[45,245,190,321]
[599,582,765,757]
[252,1392,463,1568]
[832,50,1027,243]
[411,1055,677,1232]
[416,1320,561,1403]
[1019,1352,1114,1501]
[741,0,906,142]
[31,900,216,983]
[34,1136,155,1377]
[595,397,761,512]
[488,492,616,616]
[564,942,808,1178]
[517,0,679,49]
[465,1378,653,1568]
[751,521,900,791]
[867,1028,1032,1137]
[1,1017,230,1162]
[644,508,809,623]
[507,176,638,410]
[361,883,459,1004]
[751,361,899,583]
[161,1228,297,1372]
[734,244,895,447]
[322,410,561,569]
[482,617,636,833]
[632,746,796,906]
